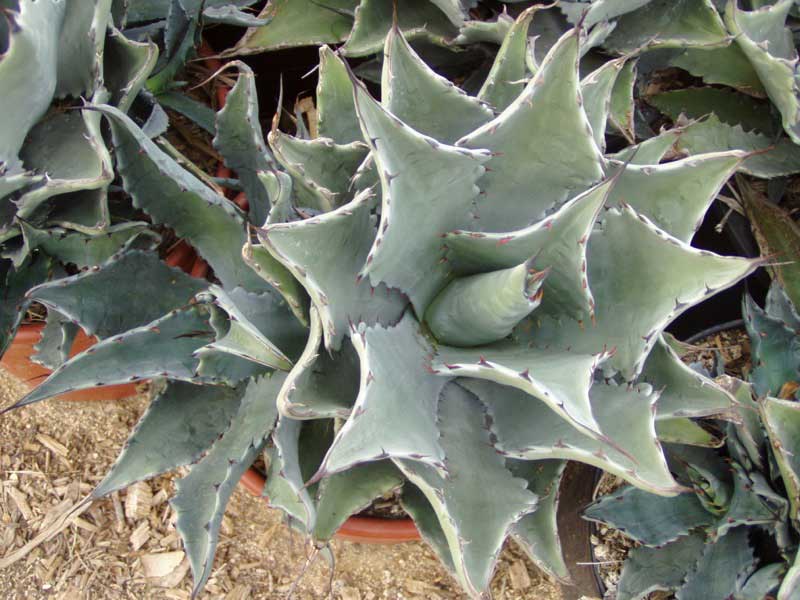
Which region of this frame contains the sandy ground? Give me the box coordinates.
[0,369,564,599]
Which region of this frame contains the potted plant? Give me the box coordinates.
[585,278,800,599]
[0,2,778,598]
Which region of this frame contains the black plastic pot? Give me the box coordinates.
[558,463,605,599]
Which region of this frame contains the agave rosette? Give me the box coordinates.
[5,8,765,598]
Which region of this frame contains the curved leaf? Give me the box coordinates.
[458,29,604,232]
[93,381,244,497]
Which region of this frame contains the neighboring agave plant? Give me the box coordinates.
[744,282,800,401]
[0,0,166,365]
[4,8,765,600]
[0,0,268,367]
[585,378,800,600]
[559,0,800,180]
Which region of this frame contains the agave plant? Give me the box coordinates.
[558,0,800,180]
[0,0,167,367]
[585,375,800,600]
[1,5,767,599]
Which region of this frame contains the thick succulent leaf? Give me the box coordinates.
[521,206,760,380]
[457,29,605,232]
[0,171,43,204]
[470,379,680,495]
[242,239,308,326]
[264,416,333,531]
[156,92,215,134]
[269,130,368,212]
[144,1,197,94]
[725,380,766,471]
[453,14,513,46]
[19,221,155,269]
[212,286,305,362]
[400,484,455,572]
[316,46,360,144]
[603,0,728,54]
[738,563,786,600]
[259,190,406,351]
[424,260,546,347]
[55,0,112,99]
[313,461,404,542]
[98,104,270,293]
[26,250,206,339]
[584,485,714,546]
[507,459,570,583]
[202,5,269,26]
[0,0,65,173]
[726,0,800,144]
[779,549,800,600]
[12,305,214,409]
[444,178,611,322]
[433,343,607,438]
[766,282,800,332]
[395,382,537,597]
[43,187,111,233]
[227,0,357,55]
[277,307,357,420]
[609,59,636,142]
[677,527,756,600]
[381,25,493,143]
[93,381,243,497]
[610,129,682,165]
[559,0,653,27]
[31,309,78,371]
[677,114,800,178]
[352,78,489,314]
[761,396,800,521]
[173,374,282,595]
[581,58,625,152]
[428,0,467,26]
[260,170,293,226]
[213,61,274,226]
[477,8,535,113]
[647,87,775,135]
[742,183,800,310]
[607,152,743,243]
[312,312,446,478]
[194,346,267,386]
[656,418,723,447]
[671,45,765,97]
[342,0,458,58]
[639,334,735,420]
[195,286,298,372]
[0,254,52,356]
[615,534,706,600]
[16,109,113,220]
[716,463,786,537]
[743,293,800,398]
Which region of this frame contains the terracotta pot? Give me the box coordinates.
[239,468,421,544]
